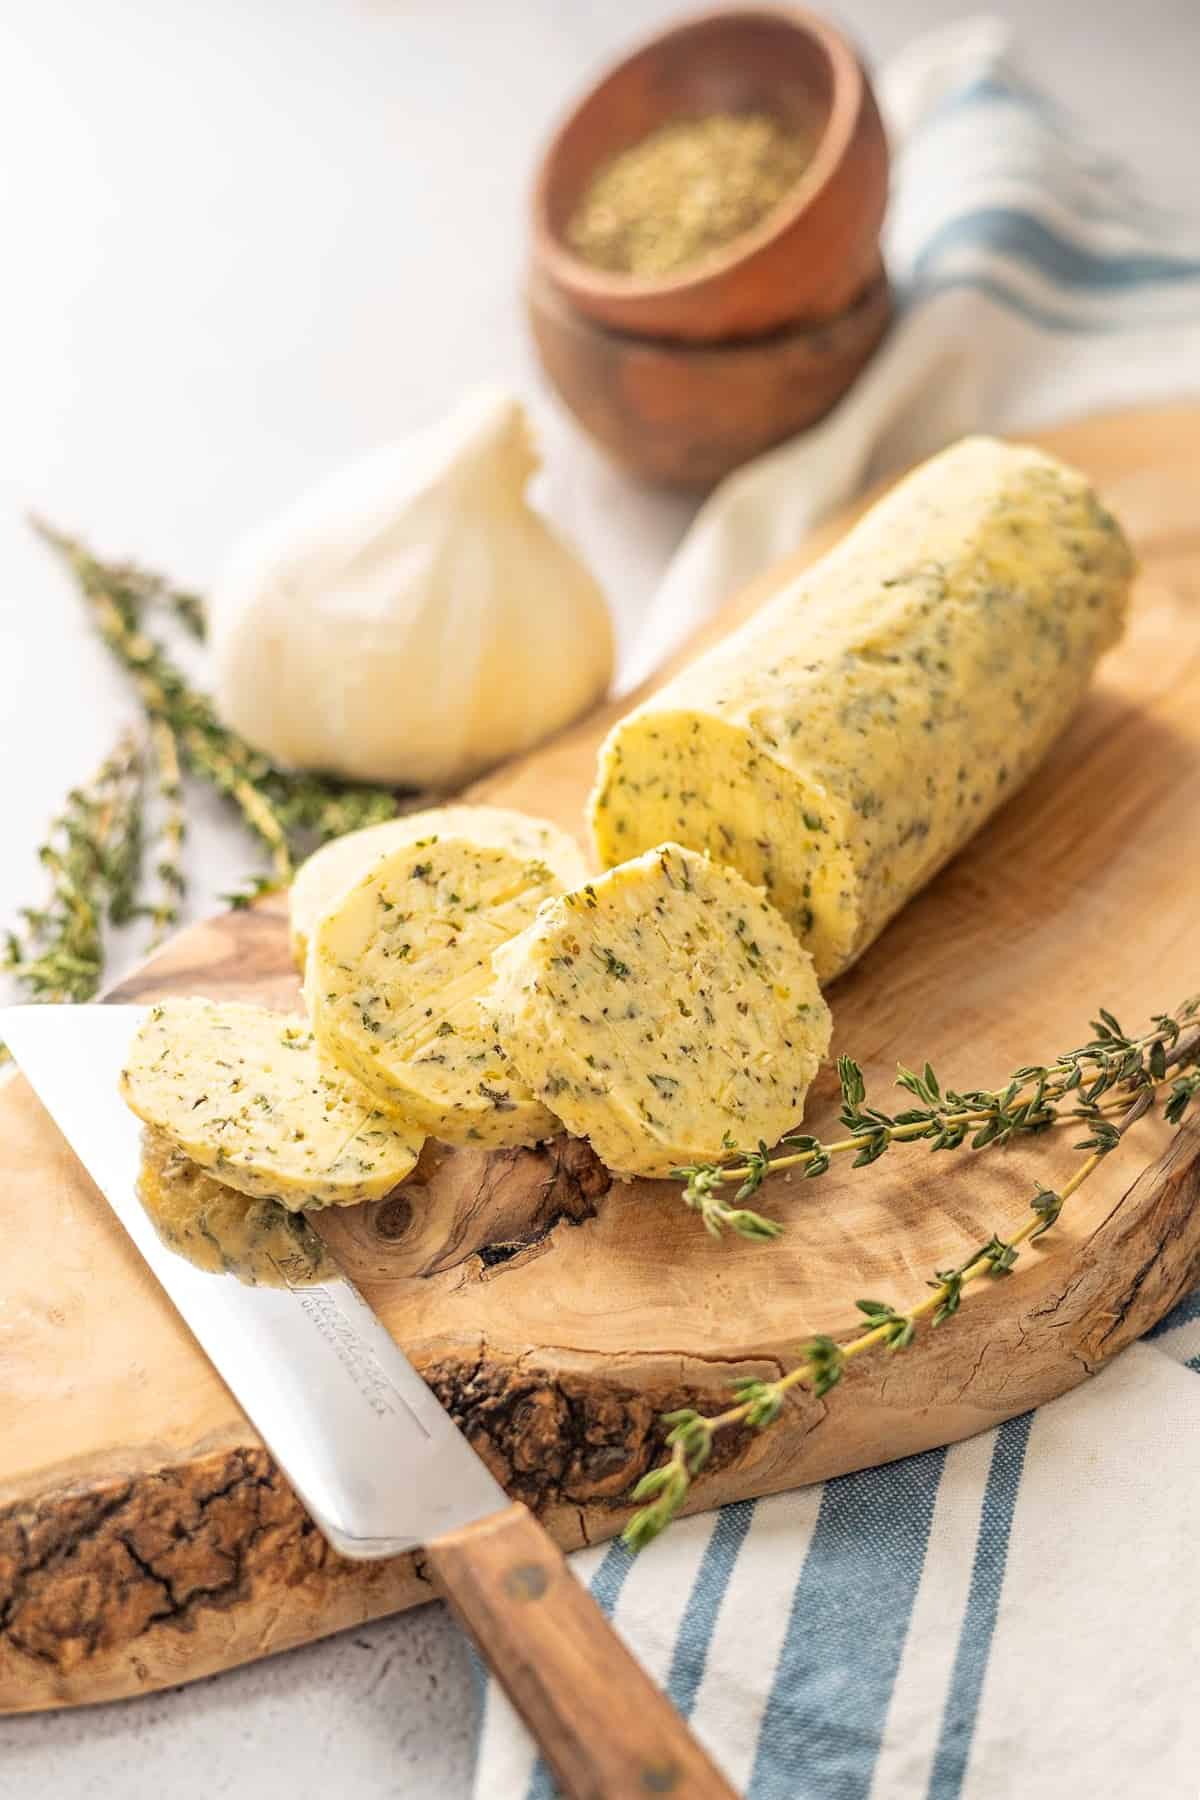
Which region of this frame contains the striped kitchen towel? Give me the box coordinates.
[475,18,1200,1799]
[474,1291,1200,1798]
[616,14,1200,690]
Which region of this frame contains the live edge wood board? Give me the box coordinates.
[4,405,1200,1713]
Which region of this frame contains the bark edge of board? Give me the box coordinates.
[4,1110,1199,1711]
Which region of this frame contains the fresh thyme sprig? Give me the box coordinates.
[676,1003,1200,1239]
[31,519,404,884]
[84,544,207,640]
[3,524,412,1017]
[628,1001,1200,1548]
[2,731,145,1012]
[147,718,186,945]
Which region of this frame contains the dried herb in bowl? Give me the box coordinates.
[565,111,812,278]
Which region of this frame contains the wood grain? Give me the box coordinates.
[528,264,892,489]
[4,404,1200,1714]
[428,1503,737,1800]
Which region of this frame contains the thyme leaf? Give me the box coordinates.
[675,1001,1200,1236]
[628,1000,1200,1547]
[4,525,415,1026]
[3,730,143,1012]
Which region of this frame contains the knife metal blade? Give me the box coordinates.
[1,1003,507,1560]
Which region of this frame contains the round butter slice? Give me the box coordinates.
[306,837,562,1148]
[137,1131,334,1287]
[289,805,588,969]
[486,842,832,1179]
[120,999,424,1208]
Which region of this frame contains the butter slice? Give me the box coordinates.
[486,843,831,1179]
[120,999,424,1207]
[289,805,588,969]
[137,1130,334,1286]
[306,837,561,1148]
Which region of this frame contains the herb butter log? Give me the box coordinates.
[120,999,425,1207]
[486,844,831,1179]
[306,837,562,1148]
[589,439,1134,982]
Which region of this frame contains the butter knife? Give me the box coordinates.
[2,1004,736,1800]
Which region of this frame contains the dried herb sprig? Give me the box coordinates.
[677,1002,1200,1239]
[3,524,413,1011]
[2,731,145,1012]
[31,519,404,888]
[147,718,186,944]
[626,1002,1200,1548]
[81,544,207,640]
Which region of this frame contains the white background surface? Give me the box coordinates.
[1,2,1196,1794]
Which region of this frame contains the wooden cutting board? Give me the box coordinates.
[5,404,1200,1715]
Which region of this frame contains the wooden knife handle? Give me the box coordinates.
[427,1502,739,1800]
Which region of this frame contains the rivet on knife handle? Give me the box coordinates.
[427,1501,739,1800]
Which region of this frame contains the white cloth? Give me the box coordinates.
[474,19,1200,1798]
[476,1302,1200,1800]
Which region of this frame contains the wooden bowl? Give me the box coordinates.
[531,6,890,344]
[529,262,892,490]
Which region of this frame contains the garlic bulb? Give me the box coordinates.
[209,389,614,788]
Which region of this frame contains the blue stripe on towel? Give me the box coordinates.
[524,1537,638,1800]
[466,1645,488,1776]
[911,73,1188,232]
[667,1499,756,1720]
[913,209,1200,292]
[748,1445,948,1800]
[920,73,1157,186]
[923,71,1084,140]
[1145,1287,1200,1340]
[927,1413,1034,1799]
[904,271,1200,335]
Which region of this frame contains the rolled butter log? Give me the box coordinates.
[589,438,1134,982]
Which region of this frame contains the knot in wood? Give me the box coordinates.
[502,1562,550,1603]
[370,1190,417,1241]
